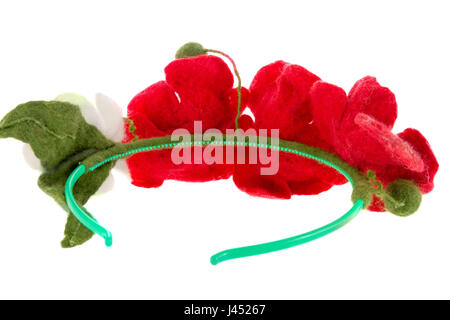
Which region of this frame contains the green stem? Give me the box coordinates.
[366,169,404,208]
[123,117,139,142]
[206,49,242,130]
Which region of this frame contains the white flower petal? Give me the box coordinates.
[22,144,42,171]
[95,93,124,142]
[55,92,102,130]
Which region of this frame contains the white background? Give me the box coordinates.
[0,0,448,299]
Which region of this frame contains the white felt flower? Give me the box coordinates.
[55,92,125,142]
[23,93,129,194]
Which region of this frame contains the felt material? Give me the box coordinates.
[123,54,249,188]
[0,101,114,169]
[57,92,125,143]
[95,93,125,142]
[273,137,375,208]
[233,124,346,199]
[233,62,346,199]
[310,77,438,211]
[374,128,439,194]
[248,61,320,140]
[310,79,404,167]
[351,181,374,209]
[0,46,438,252]
[354,113,425,172]
[175,42,207,59]
[23,144,42,170]
[55,93,103,130]
[23,93,125,173]
[384,179,422,217]
[345,76,397,130]
[367,195,386,212]
[91,132,374,209]
[62,213,95,248]
[96,174,116,195]
[0,101,117,247]
[39,154,115,247]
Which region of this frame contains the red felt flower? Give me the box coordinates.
[309,76,438,210]
[123,55,248,188]
[233,61,347,199]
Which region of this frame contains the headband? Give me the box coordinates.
[0,42,438,265]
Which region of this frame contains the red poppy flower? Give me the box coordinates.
[233,61,347,199]
[123,55,248,188]
[309,76,438,210]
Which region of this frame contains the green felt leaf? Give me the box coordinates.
[0,100,117,247]
[61,212,95,248]
[38,153,115,247]
[0,101,113,169]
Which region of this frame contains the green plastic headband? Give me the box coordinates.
[65,136,367,265]
[65,164,113,247]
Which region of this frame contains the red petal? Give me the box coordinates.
[287,179,334,195]
[249,60,286,106]
[165,55,234,94]
[162,56,238,130]
[233,62,343,199]
[233,164,292,199]
[127,81,180,134]
[353,128,437,210]
[216,87,250,130]
[354,113,425,172]
[343,76,397,131]
[397,128,438,193]
[237,114,254,130]
[126,144,235,188]
[310,81,347,145]
[232,124,347,199]
[275,126,347,194]
[233,150,345,199]
[249,61,321,140]
[123,112,165,143]
[291,124,348,186]
[367,195,386,212]
[124,55,241,187]
[369,128,438,194]
[127,152,166,188]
